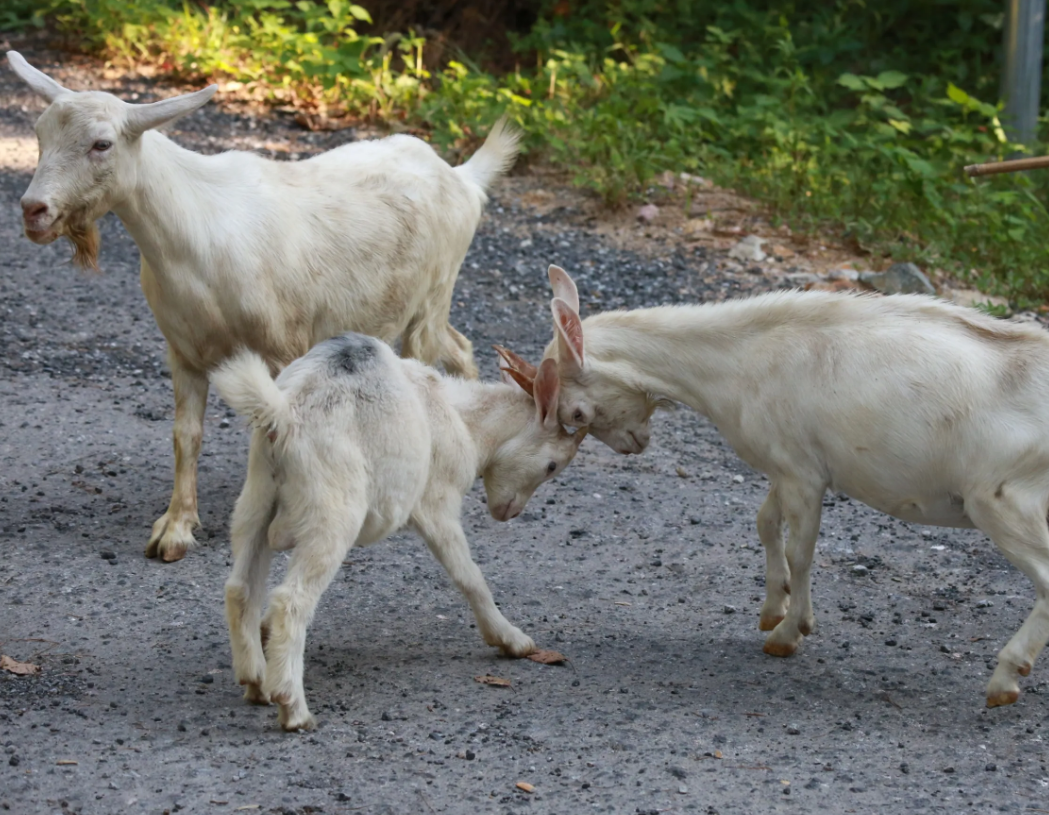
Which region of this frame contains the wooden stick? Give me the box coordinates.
[964,155,1049,177]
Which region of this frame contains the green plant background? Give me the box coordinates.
[4,0,1048,302]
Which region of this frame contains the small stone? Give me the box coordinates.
[676,466,689,479]
[858,262,935,295]
[465,750,476,760]
[723,605,737,615]
[9,756,19,767]
[786,725,800,735]
[976,599,994,608]
[728,235,767,262]
[650,559,662,567]
[668,766,687,779]
[732,474,744,484]
[689,516,702,525]
[219,418,231,429]
[380,711,391,722]
[198,675,214,684]
[100,550,116,560]
[900,763,909,774]
[985,763,997,772]
[851,564,869,576]
[636,203,660,223]
[943,766,955,773]
[884,639,897,647]
[933,601,947,611]
[678,785,688,794]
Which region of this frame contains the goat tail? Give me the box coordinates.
[210,350,293,439]
[455,115,522,193]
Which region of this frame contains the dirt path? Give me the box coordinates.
[1,41,1046,815]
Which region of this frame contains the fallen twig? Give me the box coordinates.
[964,155,1049,177]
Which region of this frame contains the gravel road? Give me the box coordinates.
[1,41,1047,815]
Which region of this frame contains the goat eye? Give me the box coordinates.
[91,140,112,153]
[546,461,557,473]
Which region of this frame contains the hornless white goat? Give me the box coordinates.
[500,265,1049,708]
[8,52,520,563]
[210,334,586,730]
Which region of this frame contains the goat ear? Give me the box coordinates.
[7,52,69,103]
[548,265,580,314]
[533,358,561,427]
[125,85,218,136]
[551,297,585,375]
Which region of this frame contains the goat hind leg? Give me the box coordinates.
[966,493,1049,707]
[757,485,790,631]
[226,436,276,704]
[145,358,207,562]
[262,510,362,731]
[440,325,479,380]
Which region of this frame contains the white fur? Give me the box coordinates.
[210,335,585,730]
[8,50,520,561]
[543,266,1049,708]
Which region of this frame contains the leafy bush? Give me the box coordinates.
[9,0,1049,300]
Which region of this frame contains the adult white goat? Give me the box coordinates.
[8,51,519,562]
[500,265,1049,708]
[210,334,586,730]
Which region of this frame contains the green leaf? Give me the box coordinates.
[876,71,908,89]
[837,73,867,91]
[946,83,971,105]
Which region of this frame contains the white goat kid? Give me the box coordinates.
[210,335,586,730]
[509,265,1049,708]
[8,52,519,562]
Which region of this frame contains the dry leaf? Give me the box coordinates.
[474,674,512,688]
[1,655,41,676]
[56,760,78,766]
[515,782,535,793]
[527,650,567,666]
[714,750,723,759]
[234,806,261,811]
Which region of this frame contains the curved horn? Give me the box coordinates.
[7,51,70,103]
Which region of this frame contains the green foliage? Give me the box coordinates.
[10,0,1049,300]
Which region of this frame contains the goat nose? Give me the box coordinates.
[22,200,49,219]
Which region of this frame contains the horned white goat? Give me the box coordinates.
[500,265,1049,708]
[209,334,586,730]
[8,51,520,562]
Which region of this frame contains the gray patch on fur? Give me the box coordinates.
[324,333,380,376]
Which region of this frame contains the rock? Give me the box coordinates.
[858,262,935,295]
[732,474,744,484]
[636,203,660,223]
[728,235,767,262]
[851,564,869,576]
[723,605,737,615]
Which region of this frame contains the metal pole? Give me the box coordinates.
[1000,0,1045,146]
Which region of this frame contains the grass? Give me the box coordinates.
[5,0,1048,302]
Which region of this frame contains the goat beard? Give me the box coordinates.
[61,214,101,273]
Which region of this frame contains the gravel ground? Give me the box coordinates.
[1,41,1048,815]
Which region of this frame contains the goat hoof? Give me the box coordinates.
[763,641,798,658]
[986,689,1020,708]
[798,619,815,637]
[278,705,316,732]
[758,615,784,632]
[160,543,188,563]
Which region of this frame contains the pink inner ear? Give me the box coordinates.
[533,358,560,422]
[548,265,580,313]
[552,299,584,366]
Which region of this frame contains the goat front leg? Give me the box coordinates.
[145,356,207,562]
[757,485,790,631]
[966,490,1049,707]
[763,478,825,657]
[415,509,535,657]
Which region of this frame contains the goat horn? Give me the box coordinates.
[492,345,538,379]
